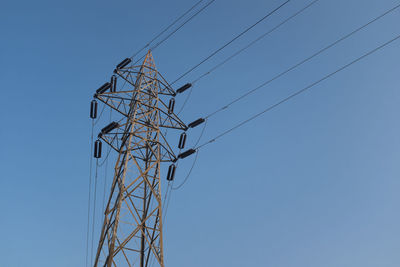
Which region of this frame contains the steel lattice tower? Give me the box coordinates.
[93,51,186,267]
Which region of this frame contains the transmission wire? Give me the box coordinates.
[162,181,173,222]
[97,147,112,167]
[172,120,207,190]
[151,0,216,51]
[192,0,320,84]
[133,0,217,65]
[162,148,182,222]
[195,33,400,150]
[94,104,106,126]
[176,0,318,116]
[172,151,200,190]
[203,3,400,120]
[130,0,204,60]
[90,158,99,266]
[170,0,291,85]
[176,84,195,115]
[102,109,112,211]
[85,120,94,267]
[163,121,207,230]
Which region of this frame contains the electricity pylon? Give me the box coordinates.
[93,51,186,267]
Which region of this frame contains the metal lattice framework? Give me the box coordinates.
[93,51,186,267]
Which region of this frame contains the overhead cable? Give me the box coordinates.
[203,3,400,119]
[194,33,400,150]
[102,109,112,211]
[192,0,320,84]
[176,0,319,115]
[133,0,217,65]
[85,120,94,267]
[170,0,291,85]
[130,0,204,60]
[90,159,99,266]
[172,150,200,190]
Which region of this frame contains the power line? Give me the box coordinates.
[172,150,200,190]
[176,0,319,116]
[170,0,291,85]
[203,3,400,119]
[133,0,217,65]
[176,83,195,115]
[170,120,207,190]
[151,0,216,52]
[93,104,106,126]
[162,182,172,220]
[85,120,94,267]
[102,109,112,211]
[90,159,99,266]
[195,33,400,150]
[164,122,207,226]
[192,0,320,84]
[130,0,204,60]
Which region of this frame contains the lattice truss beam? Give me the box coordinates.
[93,51,186,267]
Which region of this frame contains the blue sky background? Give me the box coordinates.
[1,0,400,266]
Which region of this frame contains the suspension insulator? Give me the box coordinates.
[116,58,132,70]
[178,148,196,159]
[178,132,187,149]
[101,121,119,134]
[166,164,176,181]
[168,98,175,114]
[110,75,117,92]
[176,83,192,94]
[90,99,98,119]
[188,118,205,128]
[96,82,111,95]
[94,139,102,158]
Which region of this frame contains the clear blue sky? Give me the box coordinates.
[1,0,400,266]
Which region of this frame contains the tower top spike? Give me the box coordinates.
[142,50,156,70]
